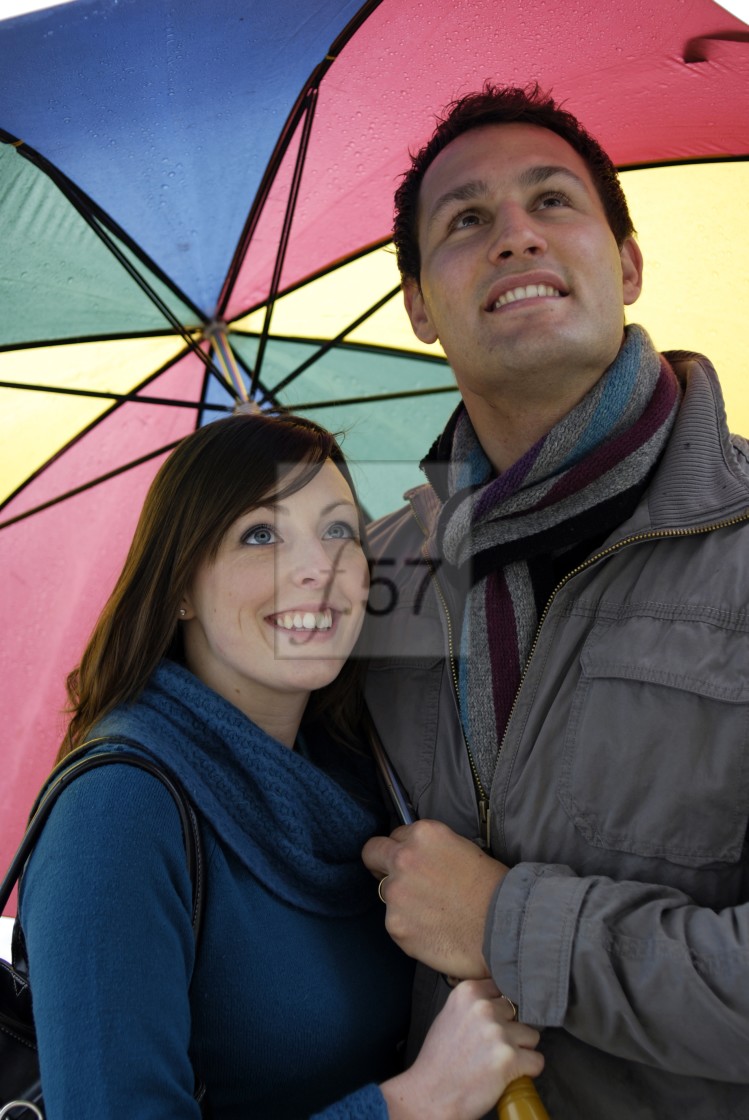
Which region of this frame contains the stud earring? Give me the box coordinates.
[178,608,186,618]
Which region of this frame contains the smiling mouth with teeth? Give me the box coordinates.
[270,609,334,632]
[493,283,563,309]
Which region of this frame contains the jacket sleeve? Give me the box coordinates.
[20,764,202,1120]
[483,862,749,1081]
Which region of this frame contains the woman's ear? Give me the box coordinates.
[178,599,195,620]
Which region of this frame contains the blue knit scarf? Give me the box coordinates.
[92,661,381,917]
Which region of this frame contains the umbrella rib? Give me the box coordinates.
[0,329,197,354]
[287,384,459,410]
[70,208,230,387]
[0,132,206,322]
[3,134,239,402]
[215,0,386,319]
[619,153,749,172]
[207,327,249,401]
[251,86,320,392]
[0,440,184,532]
[232,331,449,365]
[215,101,309,318]
[227,236,394,324]
[0,379,233,413]
[262,285,402,399]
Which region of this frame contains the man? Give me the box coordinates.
[361,83,749,1118]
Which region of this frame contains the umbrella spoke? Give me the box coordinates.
[262,284,402,399]
[0,330,195,352]
[288,384,458,410]
[3,134,239,392]
[0,438,185,530]
[216,0,386,319]
[251,87,320,392]
[0,379,232,413]
[204,323,258,404]
[4,135,204,327]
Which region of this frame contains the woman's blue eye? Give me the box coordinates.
[323,521,357,541]
[242,524,277,545]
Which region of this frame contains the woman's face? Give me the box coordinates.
[180,461,369,737]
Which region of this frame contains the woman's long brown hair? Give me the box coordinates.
[58,412,369,763]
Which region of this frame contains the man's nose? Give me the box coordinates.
[487,204,548,262]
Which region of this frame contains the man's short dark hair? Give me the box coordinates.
[393,82,635,284]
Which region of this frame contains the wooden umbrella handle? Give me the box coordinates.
[496,1075,550,1119]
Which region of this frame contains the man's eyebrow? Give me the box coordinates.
[425,165,589,230]
[425,179,491,230]
[518,164,588,191]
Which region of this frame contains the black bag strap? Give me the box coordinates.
[1,736,204,950]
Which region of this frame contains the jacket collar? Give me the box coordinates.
[637,351,749,531]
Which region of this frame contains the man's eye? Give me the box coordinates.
[537,191,570,209]
[323,521,358,541]
[242,523,278,545]
[449,210,481,231]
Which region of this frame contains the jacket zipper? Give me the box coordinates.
[412,503,749,849]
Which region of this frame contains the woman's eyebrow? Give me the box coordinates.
[265,499,356,516]
[319,500,357,516]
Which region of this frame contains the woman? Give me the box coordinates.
[18,411,542,1119]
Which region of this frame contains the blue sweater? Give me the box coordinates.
[20,663,413,1118]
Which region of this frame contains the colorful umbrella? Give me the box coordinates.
[1,0,748,885]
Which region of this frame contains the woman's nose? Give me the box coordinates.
[289,537,335,588]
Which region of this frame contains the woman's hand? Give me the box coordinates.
[379,978,544,1120]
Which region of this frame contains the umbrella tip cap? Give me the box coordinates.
[233,399,263,416]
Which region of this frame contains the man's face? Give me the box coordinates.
[404,123,643,401]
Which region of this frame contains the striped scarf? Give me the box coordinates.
[427,325,681,792]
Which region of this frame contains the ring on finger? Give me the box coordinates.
[377,876,389,904]
[499,993,518,1021]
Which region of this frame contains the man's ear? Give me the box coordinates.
[620,236,644,307]
[403,279,439,345]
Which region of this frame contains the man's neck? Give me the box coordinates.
[455,331,630,473]
[461,391,578,474]
[460,368,611,474]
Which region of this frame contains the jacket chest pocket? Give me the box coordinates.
[558,613,749,867]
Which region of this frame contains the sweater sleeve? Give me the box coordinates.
[483,861,749,1080]
[19,764,201,1120]
[311,1083,389,1119]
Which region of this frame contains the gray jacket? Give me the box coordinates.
[363,352,749,1119]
